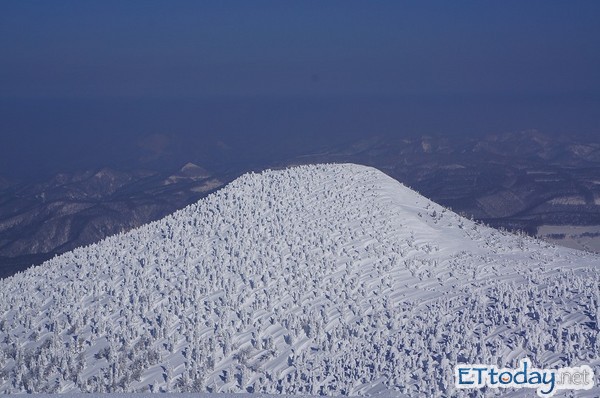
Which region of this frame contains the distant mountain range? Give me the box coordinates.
[1,164,597,395]
[1,130,599,277]
[0,164,225,277]
[285,130,600,252]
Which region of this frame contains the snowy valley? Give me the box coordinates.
[0,164,598,396]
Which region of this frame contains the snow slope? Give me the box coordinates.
[0,164,598,396]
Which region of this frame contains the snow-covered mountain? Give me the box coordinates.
[0,164,598,396]
[0,165,224,278]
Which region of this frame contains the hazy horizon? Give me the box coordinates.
[1,1,599,180]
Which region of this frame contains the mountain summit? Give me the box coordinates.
[0,164,598,395]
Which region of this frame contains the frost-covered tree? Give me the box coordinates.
[0,164,598,395]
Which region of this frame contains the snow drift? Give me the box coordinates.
[0,164,598,396]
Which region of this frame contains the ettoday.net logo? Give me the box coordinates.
[455,358,595,397]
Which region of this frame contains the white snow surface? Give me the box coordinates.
[0,164,598,396]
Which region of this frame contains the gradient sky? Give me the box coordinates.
[1,1,600,179]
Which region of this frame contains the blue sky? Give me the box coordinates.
[1,1,599,178]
